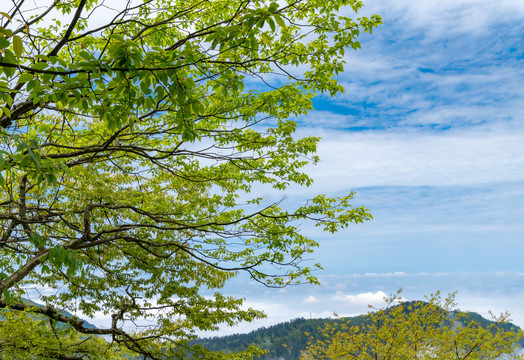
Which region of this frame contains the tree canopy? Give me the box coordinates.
[0,0,379,358]
[302,292,524,360]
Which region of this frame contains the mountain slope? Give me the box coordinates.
[195,302,523,360]
[0,298,97,330]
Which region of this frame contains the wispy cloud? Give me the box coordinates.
[211,272,524,336]
[358,0,524,38]
[294,126,524,190]
[332,291,388,306]
[313,0,524,131]
[302,295,320,304]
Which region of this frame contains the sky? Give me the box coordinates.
[20,0,523,337]
[198,0,524,336]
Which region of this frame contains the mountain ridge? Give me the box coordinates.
[0,298,98,330]
[194,301,524,360]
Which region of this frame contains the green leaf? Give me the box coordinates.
[12,35,23,58]
[34,54,50,62]
[261,33,271,45]
[268,18,276,32]
[256,18,265,28]
[78,50,92,60]
[2,50,16,76]
[31,62,48,70]
[26,147,41,169]
[268,2,279,13]
[273,14,286,28]
[0,36,9,49]
[0,27,12,37]
[0,106,11,118]
[18,73,33,83]
[46,173,57,185]
[2,289,13,304]
[0,12,12,21]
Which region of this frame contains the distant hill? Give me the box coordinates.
[1,298,97,330]
[194,302,523,360]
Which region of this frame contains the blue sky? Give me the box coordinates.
[201,0,524,335]
[42,0,523,336]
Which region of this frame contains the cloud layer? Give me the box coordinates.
[206,271,524,336]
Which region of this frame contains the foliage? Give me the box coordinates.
[0,306,130,359]
[0,0,379,358]
[302,291,524,360]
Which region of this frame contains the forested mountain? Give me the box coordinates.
[195,317,339,360]
[0,298,97,330]
[194,302,523,360]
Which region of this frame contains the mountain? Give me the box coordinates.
[195,317,334,360]
[194,302,523,360]
[0,298,97,330]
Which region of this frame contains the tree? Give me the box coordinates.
[0,0,379,358]
[301,291,524,360]
[0,306,131,359]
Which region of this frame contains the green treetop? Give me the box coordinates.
[302,291,524,360]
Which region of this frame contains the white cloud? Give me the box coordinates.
[332,291,388,306]
[294,125,524,190]
[303,295,320,304]
[363,272,406,277]
[359,0,524,38]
